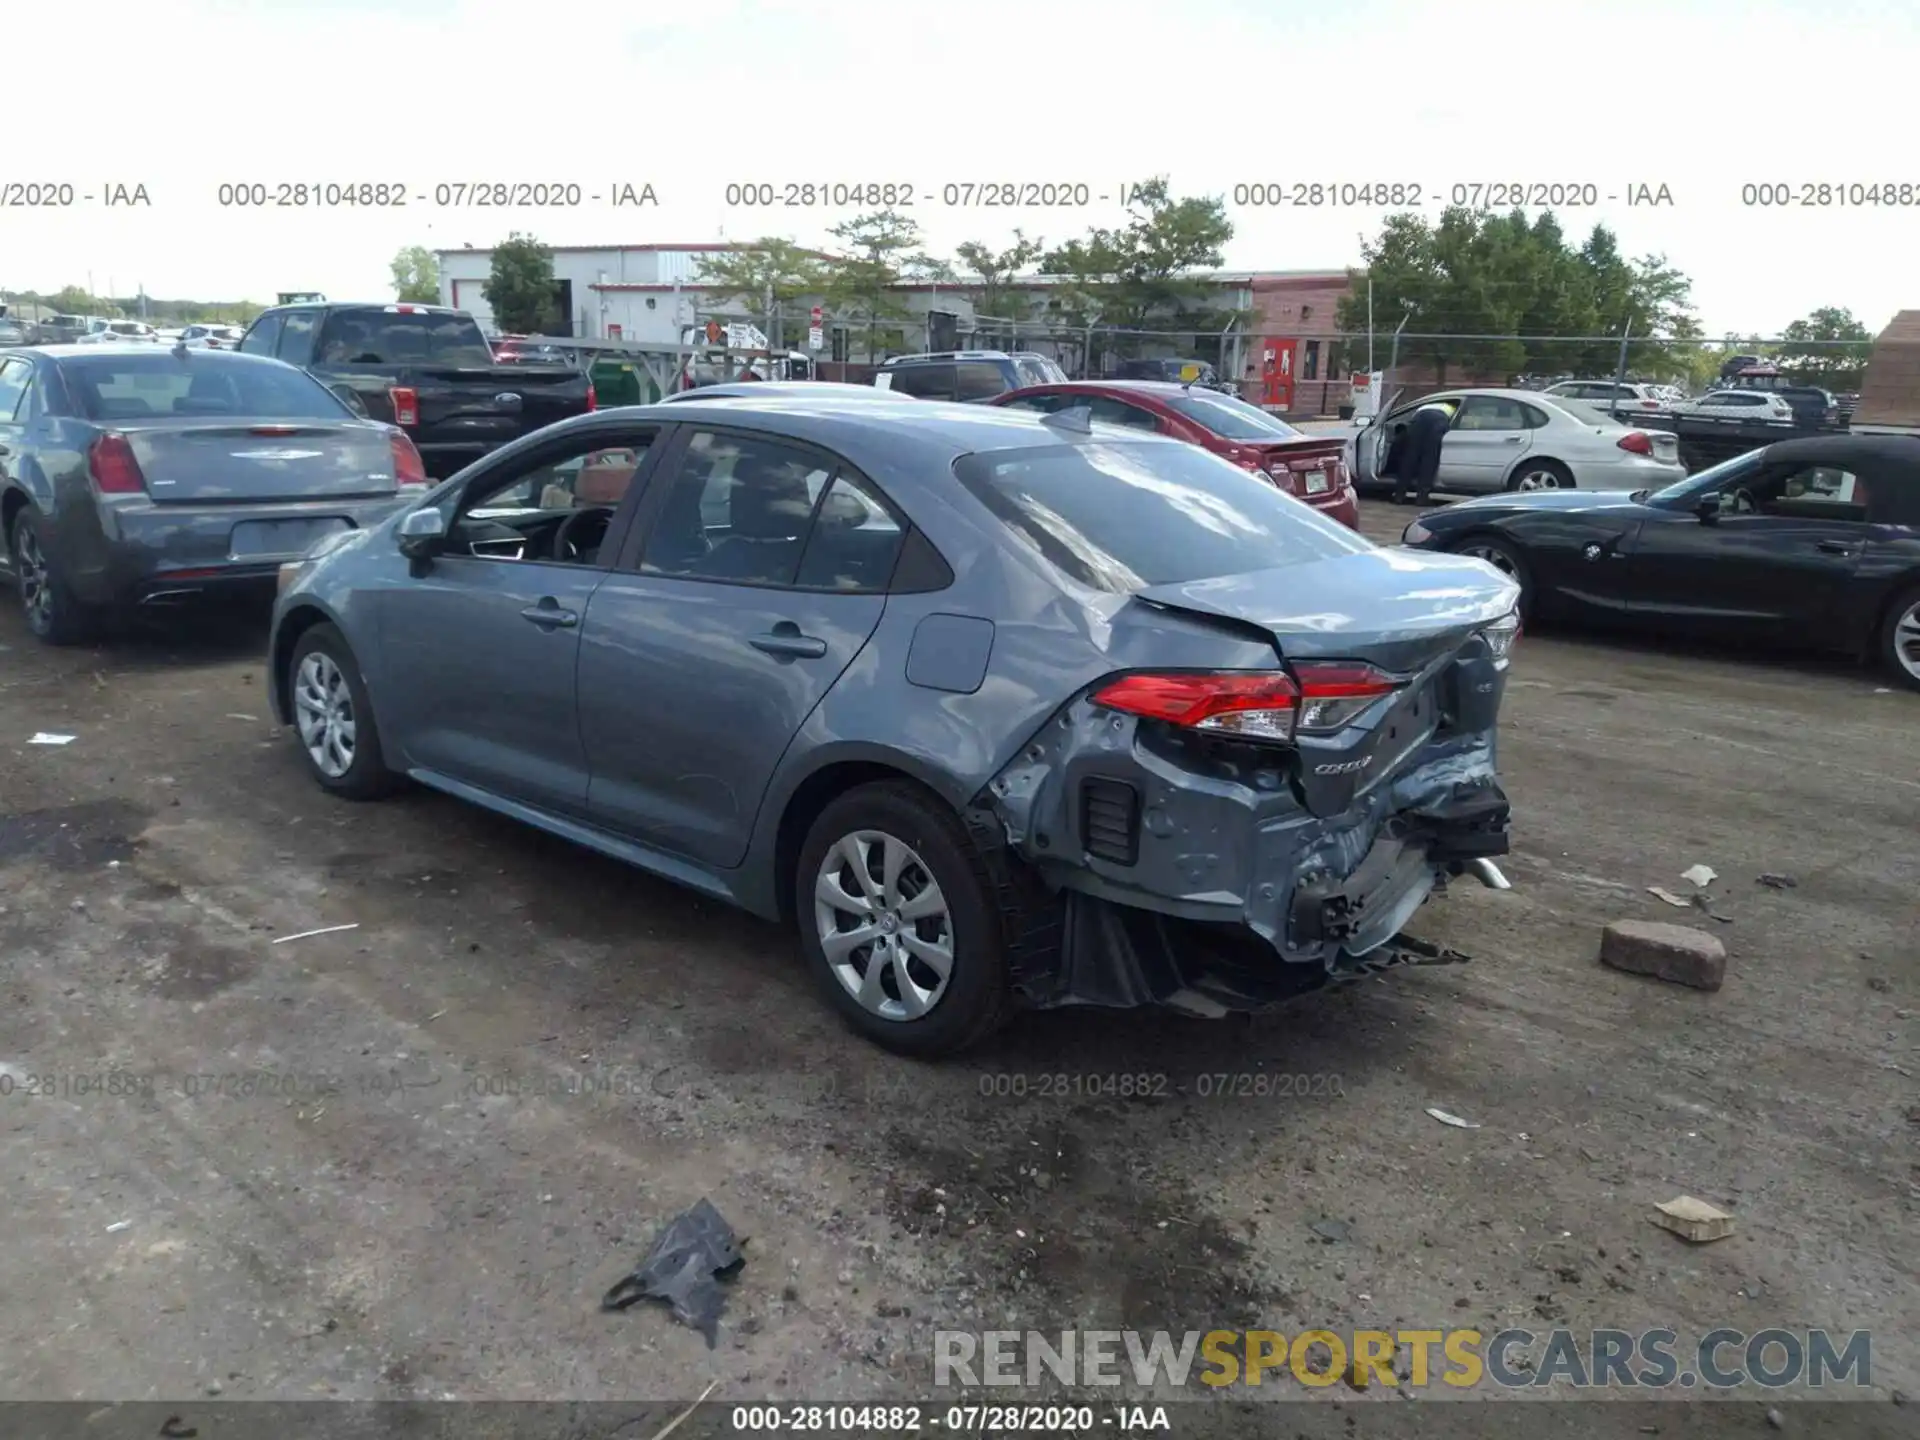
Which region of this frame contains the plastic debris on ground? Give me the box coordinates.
[1757,873,1797,890]
[601,1197,747,1347]
[1679,864,1718,888]
[1647,887,1693,908]
[1425,1107,1481,1129]
[1650,1195,1735,1243]
[271,923,360,945]
[28,733,76,746]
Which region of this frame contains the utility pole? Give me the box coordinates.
[1366,277,1375,374]
[1609,320,1634,420]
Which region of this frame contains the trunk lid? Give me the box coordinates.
[1135,547,1519,672]
[121,420,401,503]
[1243,436,1349,497]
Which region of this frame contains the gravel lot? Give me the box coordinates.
[1,500,1914,1421]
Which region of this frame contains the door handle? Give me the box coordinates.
[520,601,578,629]
[1503,435,1525,443]
[1816,539,1859,555]
[750,628,828,659]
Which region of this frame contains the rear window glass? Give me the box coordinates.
[953,441,1370,593]
[1166,391,1301,441]
[315,309,493,366]
[61,355,352,422]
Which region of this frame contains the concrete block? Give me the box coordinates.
[1599,919,1727,991]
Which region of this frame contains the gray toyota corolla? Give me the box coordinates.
[268,395,1521,1055]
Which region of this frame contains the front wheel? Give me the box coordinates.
[1877,586,1920,692]
[797,781,1012,1057]
[1455,534,1534,622]
[287,623,403,800]
[1507,459,1573,493]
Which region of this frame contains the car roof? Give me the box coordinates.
[1762,433,1920,469]
[590,394,1184,467]
[1006,379,1210,398]
[666,382,900,400]
[36,343,287,363]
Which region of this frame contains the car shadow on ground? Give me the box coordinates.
[11,600,276,673]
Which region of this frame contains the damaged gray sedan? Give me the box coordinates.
[267,394,1521,1055]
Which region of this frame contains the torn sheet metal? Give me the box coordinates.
[601,1198,746,1348]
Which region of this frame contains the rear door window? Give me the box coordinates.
[794,475,906,591]
[953,441,1369,594]
[0,358,31,421]
[888,364,957,400]
[276,310,319,364]
[954,362,1009,401]
[1453,395,1530,430]
[1086,396,1163,431]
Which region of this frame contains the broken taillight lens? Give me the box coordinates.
[1092,663,1401,743]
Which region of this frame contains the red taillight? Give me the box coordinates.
[1091,663,1400,743]
[88,434,146,495]
[389,430,428,488]
[389,386,419,426]
[1616,431,1654,455]
[250,425,298,436]
[586,382,597,412]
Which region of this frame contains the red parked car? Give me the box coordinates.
[992,380,1359,529]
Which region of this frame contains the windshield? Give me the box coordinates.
[1016,356,1067,386]
[62,353,355,421]
[315,308,494,366]
[953,441,1370,594]
[1167,390,1303,440]
[1643,448,1764,505]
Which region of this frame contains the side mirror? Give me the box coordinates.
[1695,494,1723,522]
[397,506,447,559]
[1354,415,1373,429]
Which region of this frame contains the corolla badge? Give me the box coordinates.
[1583,542,1603,561]
[1313,756,1373,775]
[234,448,323,461]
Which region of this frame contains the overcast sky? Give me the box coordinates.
[7,0,1912,337]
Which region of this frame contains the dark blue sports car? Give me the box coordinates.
[1399,433,1920,689]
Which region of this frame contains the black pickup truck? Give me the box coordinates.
[237,302,593,478]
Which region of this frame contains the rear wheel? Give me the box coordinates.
[1877,585,1920,692]
[797,781,1012,1057]
[1507,458,1573,493]
[287,623,403,800]
[11,509,101,646]
[1455,534,1534,622]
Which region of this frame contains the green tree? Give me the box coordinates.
[1336,208,1698,386]
[481,232,559,334]
[953,230,1045,342]
[1039,177,1240,363]
[692,238,831,349]
[1777,306,1873,388]
[822,209,931,358]
[47,284,100,315]
[390,245,440,304]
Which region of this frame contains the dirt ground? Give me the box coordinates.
[1,500,1914,1422]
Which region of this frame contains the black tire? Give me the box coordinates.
[286,622,403,800]
[1506,458,1574,493]
[1454,534,1535,623]
[11,509,102,646]
[1875,584,1920,692]
[796,780,1013,1058]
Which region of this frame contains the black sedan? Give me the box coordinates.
[0,344,428,644]
[1399,433,1920,689]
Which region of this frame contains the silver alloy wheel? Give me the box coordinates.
[293,651,357,778]
[814,829,954,1022]
[16,524,51,630]
[1461,541,1520,579]
[1894,600,1920,683]
[1513,467,1566,492]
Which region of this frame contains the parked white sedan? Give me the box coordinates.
[1671,389,1795,422]
[1348,388,1688,494]
[177,323,246,350]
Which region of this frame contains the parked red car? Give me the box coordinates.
[991,380,1359,529]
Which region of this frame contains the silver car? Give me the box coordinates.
[267,396,1522,1056]
[1351,388,1686,494]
